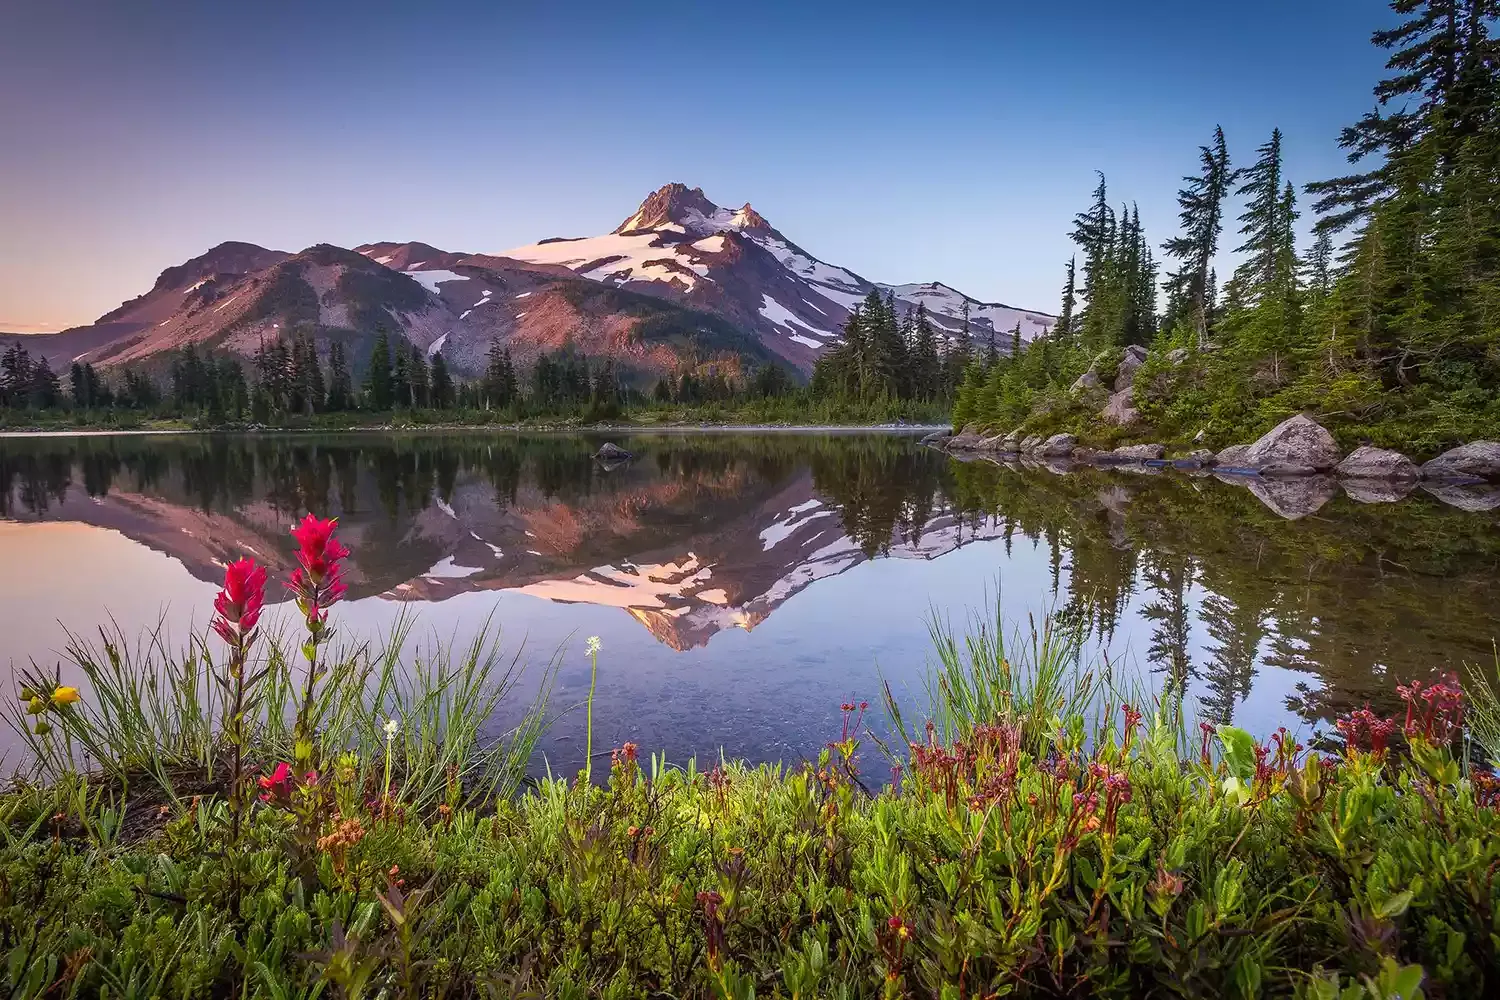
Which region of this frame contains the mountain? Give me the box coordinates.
[496,183,1056,368]
[17,183,1053,381]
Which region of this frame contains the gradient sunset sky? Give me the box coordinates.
[1,0,1391,333]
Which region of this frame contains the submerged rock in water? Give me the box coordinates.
[1244,414,1341,472]
[1232,473,1338,520]
[920,429,951,446]
[1421,441,1500,481]
[1342,478,1418,504]
[1337,446,1418,480]
[594,442,634,461]
[1182,448,1216,466]
[1423,481,1500,512]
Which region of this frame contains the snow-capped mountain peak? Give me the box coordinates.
[502,184,1055,370]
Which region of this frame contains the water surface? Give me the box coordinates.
[2,431,1498,770]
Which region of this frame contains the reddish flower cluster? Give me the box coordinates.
[1473,770,1500,810]
[1120,702,1143,754]
[257,761,317,805]
[287,514,349,628]
[1335,706,1399,754]
[1396,674,1465,744]
[211,558,267,647]
[697,890,726,970]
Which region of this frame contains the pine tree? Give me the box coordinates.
[1056,256,1078,346]
[365,329,394,410]
[430,350,453,409]
[1232,128,1286,303]
[1163,126,1232,347]
[391,341,412,408]
[326,342,352,411]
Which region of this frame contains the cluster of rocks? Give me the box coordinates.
[923,414,1500,517]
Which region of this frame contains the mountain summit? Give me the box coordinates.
[503,184,1055,369]
[24,184,1052,381]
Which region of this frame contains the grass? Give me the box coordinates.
[0,576,1496,995]
[4,608,554,819]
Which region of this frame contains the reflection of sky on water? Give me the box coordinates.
[2,431,1497,774]
[0,516,1322,772]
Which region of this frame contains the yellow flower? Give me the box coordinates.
[50,687,81,707]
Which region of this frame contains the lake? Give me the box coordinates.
[2,430,1498,772]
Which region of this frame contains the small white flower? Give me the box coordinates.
[586,636,602,656]
[383,717,400,739]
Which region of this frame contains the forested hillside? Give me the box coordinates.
[953,0,1500,456]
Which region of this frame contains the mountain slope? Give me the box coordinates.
[497,183,1056,368]
[20,183,1053,381]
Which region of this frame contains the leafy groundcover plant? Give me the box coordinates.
[0,530,1496,997]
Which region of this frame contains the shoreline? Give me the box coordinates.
[0,422,948,439]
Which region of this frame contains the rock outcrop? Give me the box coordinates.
[1071,371,1101,392]
[1215,444,1254,468]
[594,442,634,461]
[1109,443,1166,461]
[920,429,951,446]
[1037,433,1077,457]
[947,424,986,449]
[1019,434,1044,453]
[1420,441,1500,481]
[1100,389,1140,427]
[1243,414,1341,474]
[1114,345,1149,391]
[1335,446,1418,480]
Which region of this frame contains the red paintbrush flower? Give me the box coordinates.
[287,515,349,622]
[212,558,267,646]
[258,761,292,802]
[291,514,350,587]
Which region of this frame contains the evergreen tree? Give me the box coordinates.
[1163,126,1233,346]
[326,341,352,411]
[365,329,394,410]
[1232,128,1287,303]
[391,341,412,408]
[429,350,453,409]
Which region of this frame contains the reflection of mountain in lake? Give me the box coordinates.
[3,432,1500,728]
[0,434,998,651]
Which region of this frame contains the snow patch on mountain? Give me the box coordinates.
[406,269,469,293]
[759,294,832,339]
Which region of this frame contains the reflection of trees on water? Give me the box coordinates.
[3,435,1500,727]
[1141,552,1197,693]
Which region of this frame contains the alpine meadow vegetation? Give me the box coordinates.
[0,518,1497,996]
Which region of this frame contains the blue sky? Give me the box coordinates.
[0,0,1393,331]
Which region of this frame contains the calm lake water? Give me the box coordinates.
[2,430,1499,772]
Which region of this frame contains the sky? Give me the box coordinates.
[0,0,1395,333]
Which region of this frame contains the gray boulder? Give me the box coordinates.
[947,424,986,450]
[920,429,951,446]
[999,430,1022,451]
[1343,478,1418,504]
[1114,345,1150,392]
[594,442,634,461]
[1423,481,1500,512]
[1110,443,1166,461]
[1243,414,1341,472]
[1037,433,1077,457]
[1183,448,1216,465]
[976,433,1011,451]
[1216,444,1254,468]
[1019,434,1044,453]
[1100,389,1140,427]
[1420,441,1500,481]
[1166,347,1190,365]
[1071,371,1101,392]
[1336,446,1418,480]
